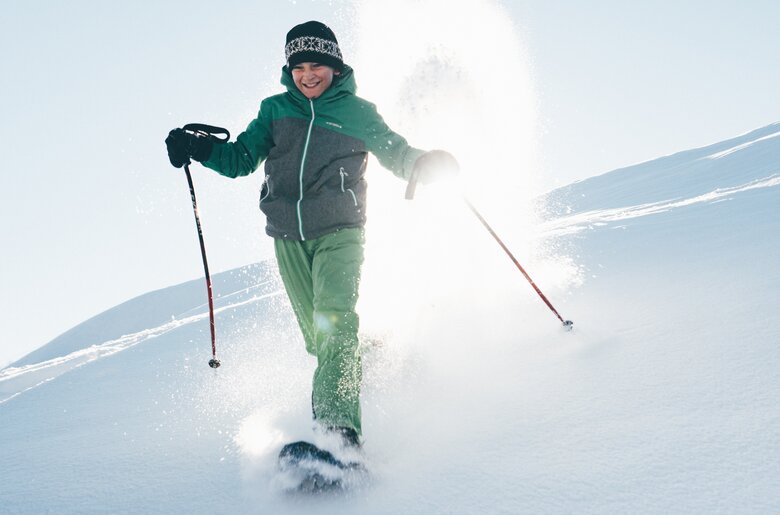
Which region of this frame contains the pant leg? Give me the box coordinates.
[274,238,317,354]
[274,228,366,435]
[310,228,365,435]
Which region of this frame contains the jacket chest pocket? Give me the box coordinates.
[339,167,358,207]
[258,178,270,207]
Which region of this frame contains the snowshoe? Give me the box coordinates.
[278,440,367,494]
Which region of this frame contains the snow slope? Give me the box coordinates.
[1,124,779,513]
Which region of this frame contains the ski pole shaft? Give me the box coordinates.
[184,163,221,367]
[464,197,573,331]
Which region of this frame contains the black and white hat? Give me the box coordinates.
[285,21,344,72]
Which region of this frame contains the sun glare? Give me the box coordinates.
[350,0,547,337]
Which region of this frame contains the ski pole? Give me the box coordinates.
[405,170,573,331]
[180,124,230,368]
[183,163,220,368]
[463,197,573,331]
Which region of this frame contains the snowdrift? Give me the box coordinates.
[1,124,779,513]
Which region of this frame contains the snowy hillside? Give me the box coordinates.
[541,121,780,217]
[1,124,779,513]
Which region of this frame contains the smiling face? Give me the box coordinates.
[290,62,340,99]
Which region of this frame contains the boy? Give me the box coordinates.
[166,21,457,451]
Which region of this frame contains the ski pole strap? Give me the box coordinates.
[182,123,230,142]
[405,167,419,200]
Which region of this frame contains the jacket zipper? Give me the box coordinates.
[339,167,358,206]
[297,98,315,240]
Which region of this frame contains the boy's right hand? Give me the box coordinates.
[413,150,460,184]
[165,128,214,168]
[405,150,459,200]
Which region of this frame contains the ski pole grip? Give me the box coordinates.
[182,123,231,142]
[405,168,419,200]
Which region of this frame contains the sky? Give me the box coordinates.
[1,0,779,367]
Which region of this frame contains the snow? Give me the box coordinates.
[1,124,779,513]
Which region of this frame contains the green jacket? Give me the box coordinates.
[203,65,425,241]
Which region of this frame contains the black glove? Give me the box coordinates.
[413,150,460,184]
[165,128,214,168]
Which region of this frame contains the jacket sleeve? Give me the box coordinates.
[201,100,274,178]
[363,102,426,181]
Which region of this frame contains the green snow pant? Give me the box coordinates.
[274,227,365,435]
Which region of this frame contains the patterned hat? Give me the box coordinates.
[285,21,344,72]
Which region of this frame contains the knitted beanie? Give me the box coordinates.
[285,21,344,71]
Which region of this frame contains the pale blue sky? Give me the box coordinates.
[2,0,778,366]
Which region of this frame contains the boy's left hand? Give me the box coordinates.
[165,128,214,169]
[413,150,459,184]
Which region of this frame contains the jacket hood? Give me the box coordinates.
[280,64,357,103]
